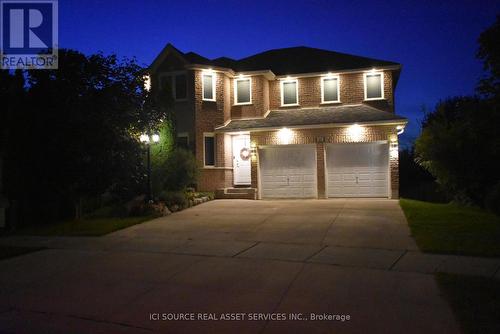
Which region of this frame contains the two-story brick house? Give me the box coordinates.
[149,43,407,199]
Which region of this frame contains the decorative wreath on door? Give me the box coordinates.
[240,147,250,161]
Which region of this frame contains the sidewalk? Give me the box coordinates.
[2,235,499,279]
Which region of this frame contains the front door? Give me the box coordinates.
[232,135,251,185]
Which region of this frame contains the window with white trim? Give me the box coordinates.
[364,72,384,100]
[281,79,298,106]
[234,77,252,105]
[203,133,215,166]
[321,76,340,103]
[202,73,216,101]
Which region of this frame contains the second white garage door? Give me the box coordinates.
[326,142,389,197]
[259,145,317,198]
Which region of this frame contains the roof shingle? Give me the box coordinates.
[176,45,400,75]
[215,105,407,132]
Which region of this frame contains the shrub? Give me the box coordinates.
[161,148,199,191]
[158,190,187,210]
[485,182,500,215]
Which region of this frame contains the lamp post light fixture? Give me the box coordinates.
[140,133,160,203]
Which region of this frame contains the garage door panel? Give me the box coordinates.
[326,142,389,198]
[259,145,317,199]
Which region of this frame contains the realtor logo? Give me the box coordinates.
[1,0,58,69]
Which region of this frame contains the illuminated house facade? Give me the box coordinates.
[149,44,407,199]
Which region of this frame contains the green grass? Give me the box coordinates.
[13,215,157,237]
[400,199,500,257]
[436,273,500,334]
[0,245,45,260]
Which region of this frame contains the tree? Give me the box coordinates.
[477,15,500,98]
[414,17,500,213]
[415,97,500,206]
[2,49,168,225]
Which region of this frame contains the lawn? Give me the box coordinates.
[400,199,500,257]
[436,273,500,334]
[0,245,45,260]
[13,215,157,237]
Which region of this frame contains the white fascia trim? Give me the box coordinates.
[364,71,385,101]
[234,77,252,105]
[320,75,340,104]
[280,79,299,107]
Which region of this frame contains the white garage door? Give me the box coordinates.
[259,145,317,198]
[326,142,389,197]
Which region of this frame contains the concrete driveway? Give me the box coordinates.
[0,199,460,333]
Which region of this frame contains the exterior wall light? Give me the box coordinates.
[389,134,398,159]
[250,142,257,161]
[278,127,293,145]
[396,125,405,135]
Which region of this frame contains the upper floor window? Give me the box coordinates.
[321,76,340,103]
[159,72,187,101]
[175,74,187,100]
[364,72,384,100]
[202,72,216,101]
[234,77,252,105]
[281,79,298,106]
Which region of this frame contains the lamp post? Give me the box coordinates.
[140,133,160,203]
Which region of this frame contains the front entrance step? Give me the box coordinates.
[215,188,257,200]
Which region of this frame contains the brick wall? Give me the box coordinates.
[194,70,235,191]
[316,142,326,198]
[198,168,233,191]
[269,70,394,112]
[194,70,227,166]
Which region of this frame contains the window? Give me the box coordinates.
[175,74,187,100]
[281,79,298,106]
[177,132,189,149]
[364,72,384,100]
[321,76,340,103]
[204,133,215,166]
[202,73,216,101]
[159,73,187,101]
[160,75,172,93]
[234,77,252,105]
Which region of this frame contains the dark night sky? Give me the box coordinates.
[60,0,499,144]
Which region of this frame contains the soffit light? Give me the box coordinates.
[278,127,293,145]
[347,124,364,142]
